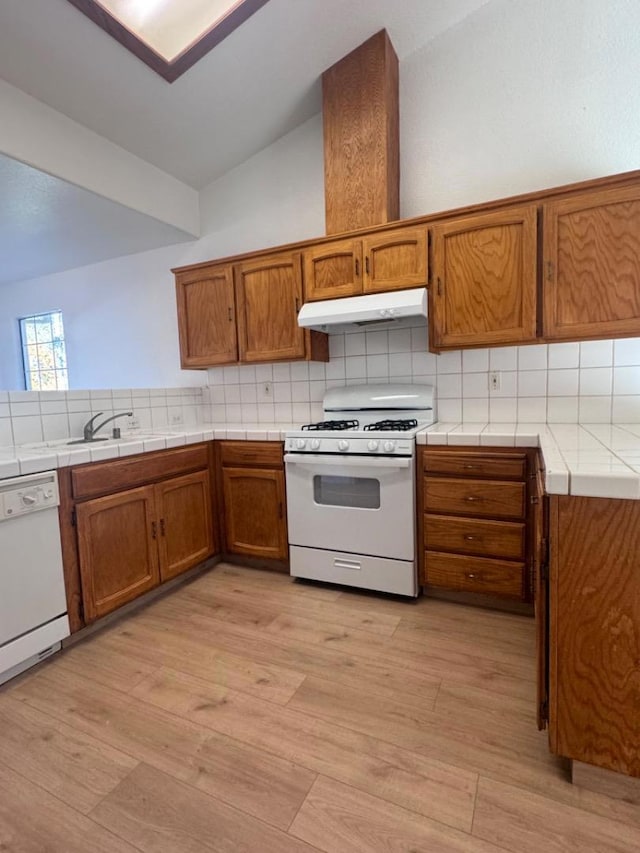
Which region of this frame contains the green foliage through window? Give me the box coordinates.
[20,311,69,391]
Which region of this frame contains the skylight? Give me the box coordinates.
[67,0,268,81]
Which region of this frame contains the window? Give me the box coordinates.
[20,311,69,391]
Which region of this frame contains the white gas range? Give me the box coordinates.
[284,384,436,597]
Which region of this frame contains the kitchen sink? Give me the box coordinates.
[20,433,173,452]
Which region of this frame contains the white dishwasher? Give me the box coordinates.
[0,470,70,685]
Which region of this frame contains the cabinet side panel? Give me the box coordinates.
[555,496,640,776]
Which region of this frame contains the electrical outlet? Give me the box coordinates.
[171,412,183,425]
[127,416,140,429]
[259,382,273,400]
[490,371,501,392]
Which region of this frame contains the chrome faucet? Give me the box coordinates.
[82,411,133,441]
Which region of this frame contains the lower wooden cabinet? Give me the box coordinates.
[156,470,214,582]
[62,444,217,627]
[218,441,288,564]
[549,495,640,778]
[418,447,538,604]
[76,485,160,622]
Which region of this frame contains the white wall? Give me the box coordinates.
[1,0,639,406]
[0,114,324,390]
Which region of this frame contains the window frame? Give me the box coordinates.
[19,310,69,392]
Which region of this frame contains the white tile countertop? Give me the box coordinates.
[0,423,297,481]
[3,421,640,500]
[417,422,640,499]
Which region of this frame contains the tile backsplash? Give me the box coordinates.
[0,387,206,447]
[205,323,640,425]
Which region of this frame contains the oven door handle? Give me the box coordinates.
[284,454,411,469]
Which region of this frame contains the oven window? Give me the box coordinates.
[313,475,380,509]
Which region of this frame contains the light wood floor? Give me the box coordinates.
[1,563,639,852]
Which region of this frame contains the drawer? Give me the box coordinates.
[423,451,526,480]
[219,440,283,469]
[424,514,525,560]
[423,551,525,599]
[424,477,525,519]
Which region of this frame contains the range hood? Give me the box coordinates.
[297,287,427,332]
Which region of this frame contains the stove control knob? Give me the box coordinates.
[338,439,350,452]
[310,439,321,450]
[383,440,396,453]
[367,440,379,452]
[295,438,307,450]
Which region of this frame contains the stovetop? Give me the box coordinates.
[301,418,420,433]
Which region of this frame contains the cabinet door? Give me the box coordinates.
[175,265,237,367]
[303,238,363,301]
[543,184,640,340]
[235,252,306,362]
[431,205,538,348]
[76,486,160,622]
[156,471,215,583]
[222,467,288,561]
[533,460,549,731]
[362,226,427,293]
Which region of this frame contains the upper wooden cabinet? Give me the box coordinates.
[430,205,538,349]
[303,226,427,302]
[362,226,427,293]
[235,251,307,362]
[175,264,237,368]
[303,238,362,301]
[543,184,640,341]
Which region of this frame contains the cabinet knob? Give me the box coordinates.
[463,464,478,470]
[151,521,157,539]
[355,258,360,277]
[463,535,476,541]
[465,495,480,502]
[228,307,233,321]
[467,573,477,579]
[365,256,370,275]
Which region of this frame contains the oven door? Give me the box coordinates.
[284,453,415,561]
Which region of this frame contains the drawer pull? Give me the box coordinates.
[463,535,477,541]
[463,464,478,470]
[467,573,477,579]
[465,496,481,502]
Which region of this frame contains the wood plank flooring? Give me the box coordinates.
[1,563,639,852]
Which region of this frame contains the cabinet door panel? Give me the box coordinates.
[362,227,427,292]
[176,265,237,367]
[303,239,362,301]
[76,486,160,622]
[543,184,640,340]
[222,467,287,560]
[431,205,538,348]
[156,471,215,582]
[235,252,306,362]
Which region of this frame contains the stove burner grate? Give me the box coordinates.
[301,419,360,431]
[363,419,419,432]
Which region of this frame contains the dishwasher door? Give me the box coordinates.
[0,471,69,683]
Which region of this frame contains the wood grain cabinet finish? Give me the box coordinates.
[543,184,640,341]
[419,447,537,605]
[156,471,214,583]
[430,204,538,349]
[303,226,427,302]
[234,251,328,364]
[550,496,640,777]
[362,226,427,293]
[218,441,288,564]
[175,264,237,367]
[67,444,216,626]
[76,486,161,622]
[303,238,362,301]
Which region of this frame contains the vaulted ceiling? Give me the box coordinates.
[0,0,490,189]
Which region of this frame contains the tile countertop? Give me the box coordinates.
[417,422,640,500]
[3,420,640,500]
[0,423,298,481]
